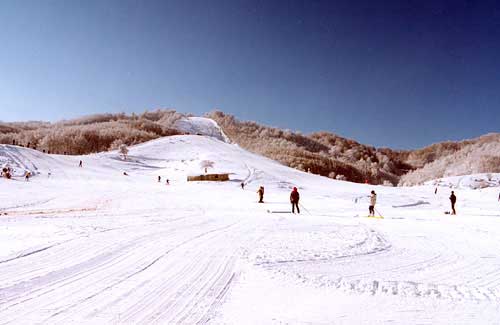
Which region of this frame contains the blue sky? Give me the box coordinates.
[0,0,499,149]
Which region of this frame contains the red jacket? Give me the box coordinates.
[290,190,300,203]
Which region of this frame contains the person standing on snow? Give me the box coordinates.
[79,160,83,168]
[450,191,457,215]
[290,187,300,214]
[257,186,264,203]
[241,182,245,190]
[25,171,30,181]
[369,190,377,216]
[158,176,161,183]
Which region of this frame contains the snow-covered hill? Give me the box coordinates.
[3,110,499,185]
[426,173,500,189]
[1,135,500,324]
[174,116,230,142]
[400,133,500,185]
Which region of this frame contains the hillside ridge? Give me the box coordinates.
[1,110,498,185]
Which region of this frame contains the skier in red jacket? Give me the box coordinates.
[290,187,300,214]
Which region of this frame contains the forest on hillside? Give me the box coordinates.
[2,109,499,185]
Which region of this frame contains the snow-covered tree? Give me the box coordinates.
[119,144,129,160]
[200,160,214,173]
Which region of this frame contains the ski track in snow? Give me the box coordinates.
[1,135,500,324]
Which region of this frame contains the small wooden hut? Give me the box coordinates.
[187,173,230,182]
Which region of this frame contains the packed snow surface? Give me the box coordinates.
[1,136,500,324]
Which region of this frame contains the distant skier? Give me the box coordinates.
[257,186,264,203]
[123,172,128,176]
[290,187,300,214]
[369,190,377,217]
[158,176,161,183]
[241,182,245,190]
[79,160,83,168]
[434,187,438,195]
[450,191,457,215]
[2,167,11,179]
[25,171,31,181]
[166,179,170,185]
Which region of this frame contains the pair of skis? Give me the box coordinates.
[367,215,384,219]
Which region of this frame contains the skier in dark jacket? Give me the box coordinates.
[290,187,300,214]
[257,186,264,203]
[450,191,457,215]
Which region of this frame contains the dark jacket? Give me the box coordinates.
[290,190,300,203]
[450,193,456,204]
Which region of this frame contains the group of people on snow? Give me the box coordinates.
[256,185,301,214]
[253,184,467,217]
[6,152,493,218]
[158,176,170,185]
[1,166,12,179]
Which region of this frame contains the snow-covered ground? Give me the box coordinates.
[425,173,500,190]
[1,134,500,324]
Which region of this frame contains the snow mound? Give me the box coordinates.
[0,145,56,177]
[173,117,230,143]
[425,173,500,189]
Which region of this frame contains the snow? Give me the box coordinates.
[425,173,500,189]
[174,117,230,143]
[1,135,500,324]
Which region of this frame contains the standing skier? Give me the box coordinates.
[369,190,377,217]
[25,171,30,181]
[257,186,264,203]
[79,160,83,168]
[158,176,161,183]
[241,182,245,190]
[450,191,457,215]
[290,187,300,214]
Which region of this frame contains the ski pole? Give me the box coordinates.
[353,195,364,204]
[299,202,312,216]
[374,207,383,218]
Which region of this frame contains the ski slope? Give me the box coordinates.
[1,135,500,324]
